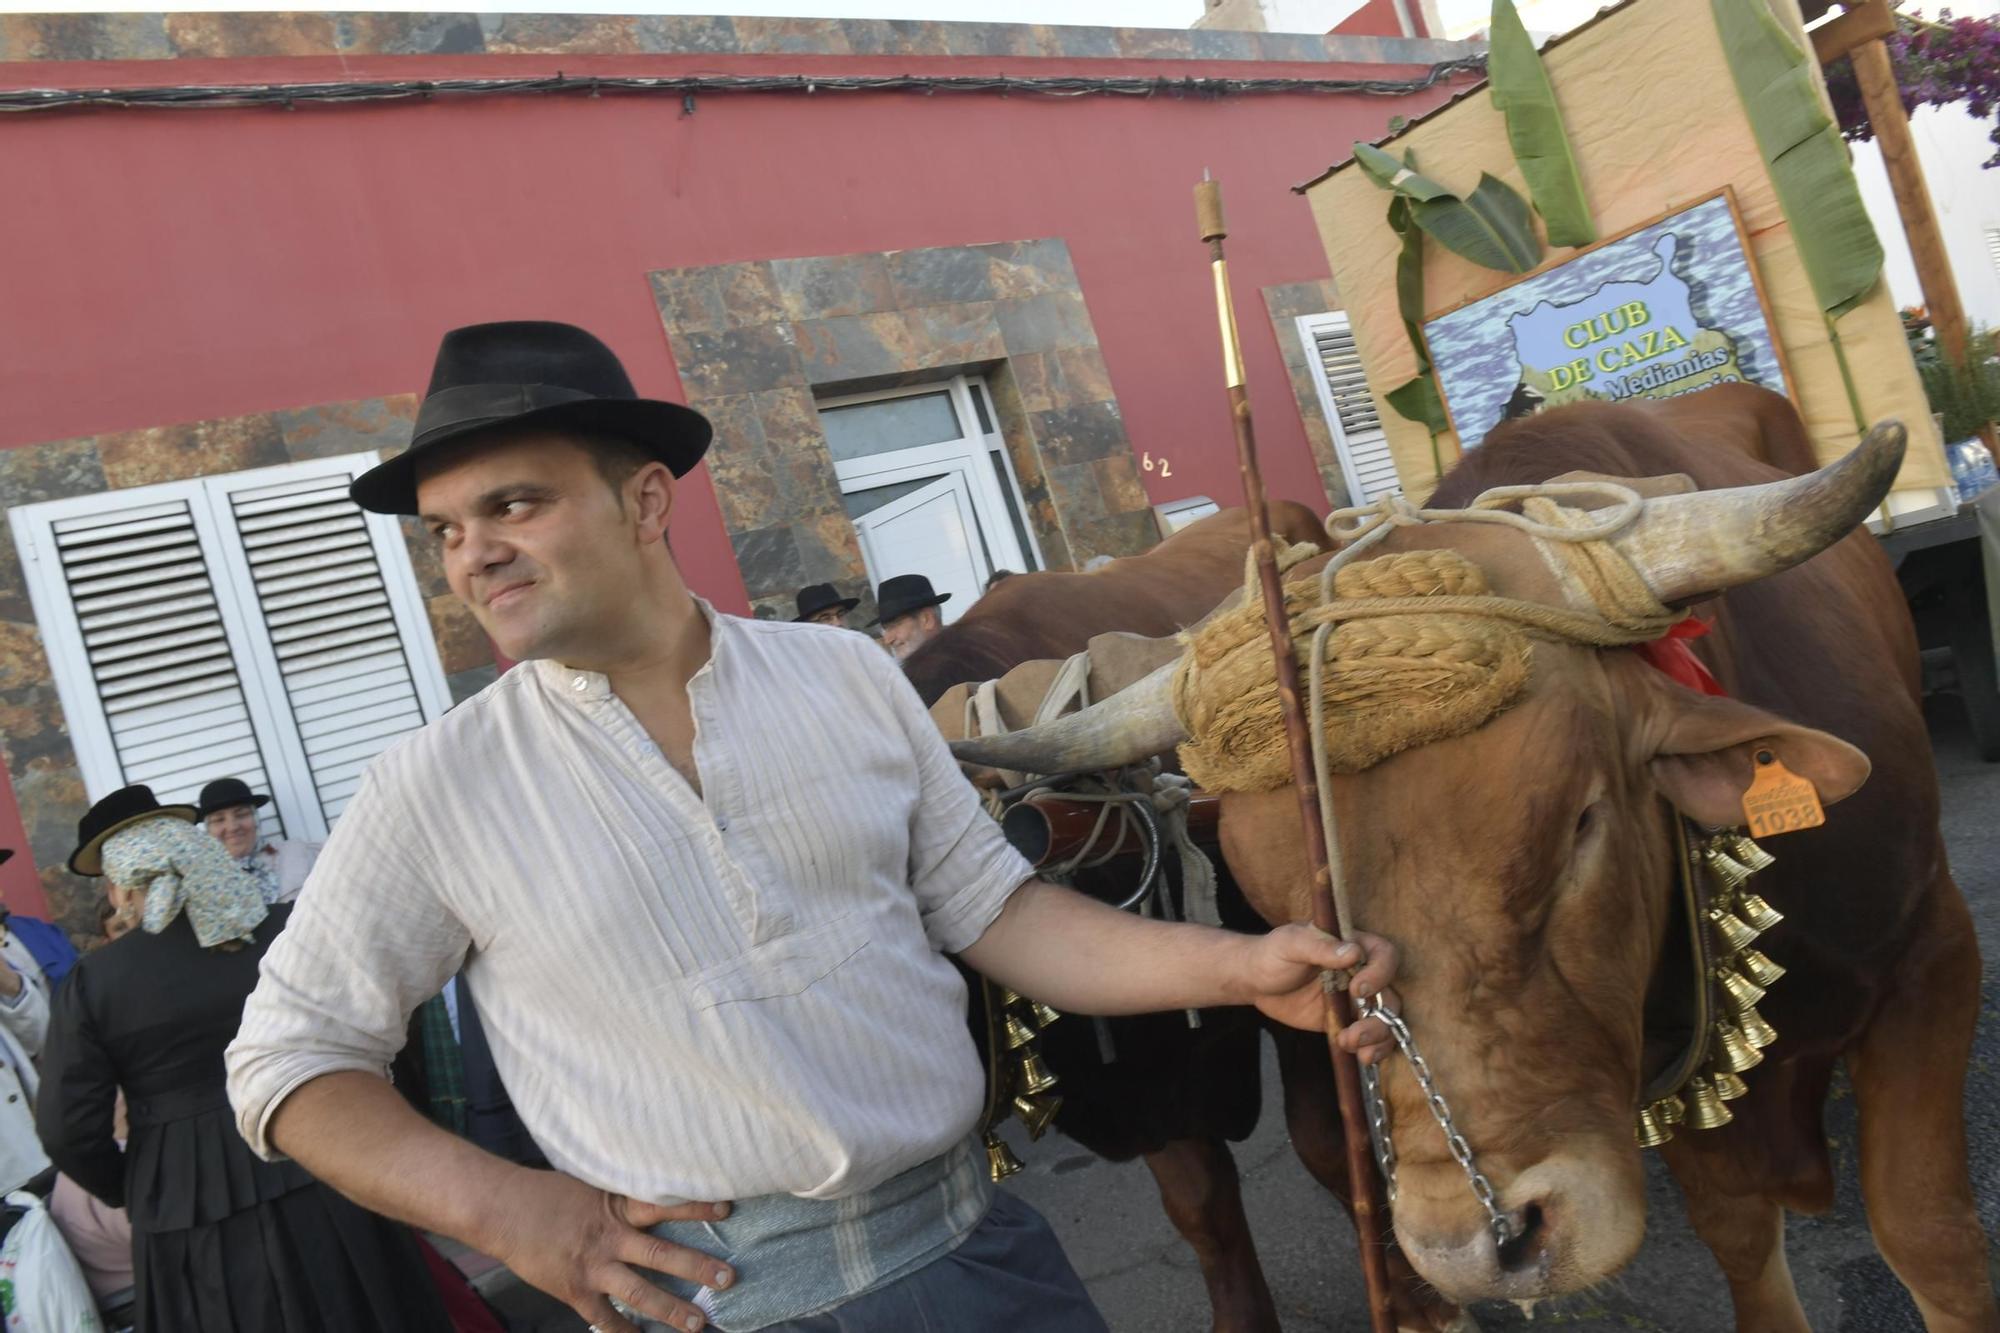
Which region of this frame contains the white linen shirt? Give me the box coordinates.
[225,607,1033,1204]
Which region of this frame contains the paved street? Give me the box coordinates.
[490,696,1998,1331]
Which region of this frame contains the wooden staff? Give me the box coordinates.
[1194,174,1396,1333]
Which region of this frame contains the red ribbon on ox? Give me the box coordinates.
[1633,616,1727,697]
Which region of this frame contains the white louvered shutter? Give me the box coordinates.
[1987,228,2000,276]
[12,452,452,842]
[1299,312,1402,506]
[215,470,434,826]
[18,490,291,837]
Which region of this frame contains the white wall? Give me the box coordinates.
[1192,0,1372,30]
[1851,103,2000,330]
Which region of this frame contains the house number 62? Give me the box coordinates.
[1142,452,1173,479]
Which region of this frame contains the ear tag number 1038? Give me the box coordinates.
[1741,746,1824,838]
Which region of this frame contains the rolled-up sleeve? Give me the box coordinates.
[868,648,1034,954]
[225,757,470,1159]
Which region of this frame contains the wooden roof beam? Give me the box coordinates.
[1813,0,1897,66]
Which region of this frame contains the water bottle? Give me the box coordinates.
[1952,440,1977,502]
[1972,438,2000,494]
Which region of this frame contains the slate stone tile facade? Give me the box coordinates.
[1262,278,1353,507]
[0,393,487,935]
[0,10,1476,68]
[652,239,1153,624]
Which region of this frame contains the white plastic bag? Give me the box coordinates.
[0,1192,102,1332]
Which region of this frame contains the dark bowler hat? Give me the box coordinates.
[69,785,198,878]
[868,574,952,627]
[349,321,714,516]
[197,777,271,820]
[793,583,859,623]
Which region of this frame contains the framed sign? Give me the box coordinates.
[1422,190,1793,450]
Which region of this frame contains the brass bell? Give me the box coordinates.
[984,1133,1024,1181]
[1707,907,1761,953]
[1711,1069,1749,1101]
[1738,1008,1779,1050]
[1655,1093,1687,1126]
[1737,947,1786,988]
[1020,1052,1059,1095]
[1000,989,1022,1006]
[1714,1021,1764,1073]
[1702,847,1752,891]
[1686,1075,1734,1130]
[1636,1105,1673,1147]
[1716,966,1766,1012]
[1013,1092,1062,1139]
[1734,891,1784,932]
[1030,1001,1061,1029]
[1723,832,1775,873]
[1004,1014,1036,1050]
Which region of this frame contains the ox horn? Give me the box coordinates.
[948,661,1188,774]
[1610,420,1906,605]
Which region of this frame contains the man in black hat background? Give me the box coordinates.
[225,321,1399,1333]
[197,777,322,906]
[871,573,950,661]
[790,583,858,630]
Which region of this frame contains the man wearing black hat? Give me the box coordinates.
[197,777,322,905]
[791,583,858,629]
[225,321,1398,1333]
[871,573,951,661]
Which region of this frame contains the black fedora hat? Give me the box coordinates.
[0,849,11,867]
[868,574,952,627]
[793,583,860,623]
[349,321,714,516]
[69,785,198,878]
[197,777,271,820]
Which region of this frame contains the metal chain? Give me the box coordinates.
[1357,994,1517,1247]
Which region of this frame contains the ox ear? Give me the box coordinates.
[1642,685,1871,829]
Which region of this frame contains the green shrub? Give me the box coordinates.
[1917,327,2000,442]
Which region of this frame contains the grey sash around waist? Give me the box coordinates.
[634,1136,993,1332]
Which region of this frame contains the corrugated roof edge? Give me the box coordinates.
[1287,0,1670,192]
[0,11,1486,70]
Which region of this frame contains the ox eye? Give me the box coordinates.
[1574,801,1602,845]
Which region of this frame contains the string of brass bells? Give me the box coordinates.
[983,987,1065,1180]
[1637,831,1785,1148]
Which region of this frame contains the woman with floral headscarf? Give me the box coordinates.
[35,786,449,1333]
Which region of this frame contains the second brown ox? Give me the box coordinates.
[954,386,1995,1332]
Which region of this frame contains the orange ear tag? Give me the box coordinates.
[1741,745,1825,838]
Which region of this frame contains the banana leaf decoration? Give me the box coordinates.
[1352,142,1543,274]
[1384,189,1450,442]
[1711,0,1881,319]
[1488,0,1595,248]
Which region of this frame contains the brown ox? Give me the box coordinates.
[954,386,1995,1331]
[901,500,1329,705]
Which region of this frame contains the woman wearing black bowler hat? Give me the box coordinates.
[196,777,322,906]
[37,785,448,1333]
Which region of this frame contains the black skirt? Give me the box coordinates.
[125,1088,450,1333]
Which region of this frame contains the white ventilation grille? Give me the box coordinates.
[1987,227,2000,276]
[50,498,279,825]
[1301,312,1403,505]
[225,473,428,824]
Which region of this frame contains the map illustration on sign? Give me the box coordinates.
[1423,193,1786,450]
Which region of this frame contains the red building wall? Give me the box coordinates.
[0,33,1474,910]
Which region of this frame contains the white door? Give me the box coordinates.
[820,377,1044,608]
[851,475,987,625]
